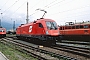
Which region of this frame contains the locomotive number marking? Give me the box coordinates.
[29,26,32,32]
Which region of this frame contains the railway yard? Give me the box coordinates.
[0,34,90,60]
[0,0,90,60]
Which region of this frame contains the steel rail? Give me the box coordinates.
[1,37,77,60]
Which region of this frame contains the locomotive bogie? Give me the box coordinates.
[0,34,6,38]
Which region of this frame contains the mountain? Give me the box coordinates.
[1,21,20,31]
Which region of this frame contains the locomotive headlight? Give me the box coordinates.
[2,30,4,32]
[46,30,49,35]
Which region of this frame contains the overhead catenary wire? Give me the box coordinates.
[59,12,90,20]
[29,0,43,17]
[1,0,28,24]
[45,0,74,10]
[2,0,20,13]
[47,4,90,16]
[30,0,66,16]
[1,0,90,25]
[29,0,58,17]
[29,0,44,16]
[57,13,90,26]
[30,0,70,17]
[43,0,58,8]
[7,0,43,19]
[43,0,66,9]
[11,1,27,16]
[29,0,57,16]
[30,0,42,10]
[0,0,10,10]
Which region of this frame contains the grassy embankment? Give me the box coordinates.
[0,41,37,60]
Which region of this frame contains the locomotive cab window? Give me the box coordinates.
[46,21,58,30]
[39,23,43,28]
[84,25,88,28]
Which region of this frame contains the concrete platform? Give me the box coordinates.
[0,52,9,60]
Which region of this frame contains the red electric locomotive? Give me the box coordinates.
[16,18,60,44]
[16,9,60,45]
[59,22,90,42]
[0,27,6,38]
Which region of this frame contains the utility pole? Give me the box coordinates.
[0,19,1,27]
[26,2,29,24]
[0,12,3,27]
[75,20,76,24]
[13,21,15,31]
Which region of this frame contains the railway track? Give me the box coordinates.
[60,40,90,45]
[0,37,77,60]
[1,36,90,60]
[0,37,58,60]
[50,44,90,58]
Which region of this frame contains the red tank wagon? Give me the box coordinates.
[59,22,90,42]
[0,28,6,38]
[16,18,60,45]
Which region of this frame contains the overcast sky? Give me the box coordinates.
[0,0,90,25]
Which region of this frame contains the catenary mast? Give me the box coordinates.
[26,2,29,24]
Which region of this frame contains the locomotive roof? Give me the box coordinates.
[18,18,55,27]
[36,18,55,22]
[60,23,90,27]
[60,21,90,27]
[0,28,6,29]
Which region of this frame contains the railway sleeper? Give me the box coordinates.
[0,40,59,60]
[1,37,78,60]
